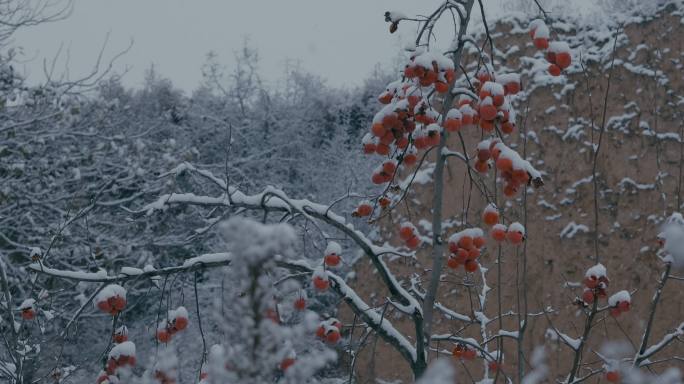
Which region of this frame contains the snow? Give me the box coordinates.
[325,241,341,256]
[560,222,589,239]
[661,213,684,268]
[18,298,35,310]
[508,222,525,236]
[108,341,135,359]
[95,284,126,304]
[119,267,143,276]
[585,263,607,279]
[492,142,543,181]
[416,359,455,384]
[169,306,188,320]
[325,271,417,362]
[608,290,631,307]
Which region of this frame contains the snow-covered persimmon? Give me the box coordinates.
[324,241,342,267]
[482,204,499,226]
[114,325,128,344]
[312,266,330,291]
[19,299,36,320]
[491,224,507,242]
[354,201,373,217]
[94,284,127,316]
[156,328,171,343]
[507,222,525,244]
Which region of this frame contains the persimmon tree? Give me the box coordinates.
[4,1,684,384]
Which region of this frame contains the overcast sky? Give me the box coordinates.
[12,0,596,92]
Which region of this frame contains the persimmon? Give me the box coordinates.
[376,143,390,155]
[371,172,384,185]
[426,130,441,147]
[447,257,460,269]
[21,308,35,320]
[371,123,385,137]
[491,224,507,242]
[173,316,188,331]
[584,276,598,289]
[546,51,557,64]
[605,371,620,383]
[512,168,529,184]
[414,135,428,149]
[356,202,373,217]
[464,259,479,272]
[313,276,329,291]
[96,372,109,384]
[455,248,469,264]
[462,348,477,360]
[382,160,397,174]
[483,208,499,226]
[496,157,513,172]
[97,300,111,313]
[316,326,326,338]
[467,248,480,260]
[458,235,473,249]
[487,361,499,372]
[434,81,449,93]
[501,121,514,134]
[399,224,415,240]
[326,329,341,344]
[617,301,630,312]
[109,296,126,315]
[378,93,393,104]
[505,81,520,95]
[294,297,306,311]
[445,69,456,83]
[548,64,561,76]
[280,357,296,371]
[264,308,279,323]
[114,326,128,343]
[507,228,524,245]
[582,289,595,304]
[556,51,571,69]
[452,345,464,358]
[363,143,376,154]
[444,118,461,132]
[503,183,518,197]
[480,119,494,132]
[474,235,486,248]
[406,235,421,249]
[534,37,549,50]
[474,160,489,173]
[324,253,341,267]
[477,148,491,162]
[403,153,417,166]
[479,103,497,121]
[396,135,409,149]
[156,328,171,344]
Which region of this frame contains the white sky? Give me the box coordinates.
[12,0,596,92]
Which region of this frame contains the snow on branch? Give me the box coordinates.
[637,321,684,364]
[28,253,233,282]
[281,259,418,365]
[140,165,422,315]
